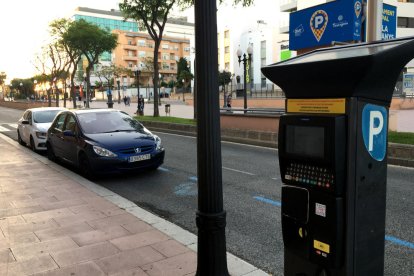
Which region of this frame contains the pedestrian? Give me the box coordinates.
[123,96,127,106]
[227,94,232,108]
[127,96,131,106]
[137,95,144,115]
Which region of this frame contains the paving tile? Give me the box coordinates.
[110,266,149,276]
[35,222,94,241]
[32,261,105,276]
[0,254,58,276]
[141,251,197,276]
[53,210,108,227]
[71,225,131,247]
[110,230,169,251]
[0,248,16,265]
[150,239,190,258]
[40,198,87,211]
[0,215,26,226]
[0,232,40,250]
[0,205,44,218]
[52,241,120,267]
[88,213,140,230]
[22,208,74,223]
[95,246,165,274]
[11,237,79,261]
[0,219,59,237]
[121,221,153,234]
[11,196,59,209]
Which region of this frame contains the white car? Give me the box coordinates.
[17,107,66,151]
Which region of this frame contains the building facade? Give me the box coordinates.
[71,7,195,88]
[112,30,190,86]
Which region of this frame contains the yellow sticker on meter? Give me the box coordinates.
[313,240,330,253]
[287,98,346,114]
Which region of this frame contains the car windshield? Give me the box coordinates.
[33,110,62,123]
[78,111,144,134]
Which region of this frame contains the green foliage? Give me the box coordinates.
[0,72,6,86]
[176,57,193,88]
[218,70,232,86]
[388,131,414,145]
[167,80,175,88]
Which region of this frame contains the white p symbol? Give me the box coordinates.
[315,16,324,28]
[369,111,384,151]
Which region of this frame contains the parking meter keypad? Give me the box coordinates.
[285,162,334,190]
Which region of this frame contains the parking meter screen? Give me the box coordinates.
[286,126,324,158]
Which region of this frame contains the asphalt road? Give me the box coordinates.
[1,106,413,275]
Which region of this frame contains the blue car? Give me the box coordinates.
[46,109,164,177]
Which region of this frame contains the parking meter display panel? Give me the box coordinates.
[279,115,346,195]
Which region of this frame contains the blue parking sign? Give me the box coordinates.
[362,104,388,161]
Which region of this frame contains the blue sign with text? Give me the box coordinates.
[362,104,388,161]
[290,0,362,50]
[382,3,397,40]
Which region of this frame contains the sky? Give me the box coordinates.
[0,0,122,82]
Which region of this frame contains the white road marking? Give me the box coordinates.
[222,166,255,175]
[0,126,11,132]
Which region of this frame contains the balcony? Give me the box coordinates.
[280,0,297,12]
[279,19,290,34]
[123,44,136,50]
[123,55,138,61]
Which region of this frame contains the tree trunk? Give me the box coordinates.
[153,42,160,117]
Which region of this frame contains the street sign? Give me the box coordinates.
[362,104,387,161]
[403,73,414,94]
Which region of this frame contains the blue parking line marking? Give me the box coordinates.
[158,167,169,172]
[385,235,414,249]
[254,196,281,207]
[189,176,198,182]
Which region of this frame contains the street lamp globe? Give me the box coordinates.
[247,44,253,55]
[236,47,242,59]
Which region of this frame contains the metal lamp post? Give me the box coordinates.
[53,77,59,107]
[134,66,141,110]
[33,80,37,101]
[182,79,185,102]
[159,73,162,105]
[237,45,253,114]
[83,73,89,108]
[19,82,24,98]
[117,79,121,104]
[65,79,70,108]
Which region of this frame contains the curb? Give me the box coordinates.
[0,133,269,276]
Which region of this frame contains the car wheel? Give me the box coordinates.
[17,130,25,146]
[47,143,56,161]
[30,136,36,152]
[79,153,95,179]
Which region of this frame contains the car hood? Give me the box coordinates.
[85,131,155,150]
[34,123,53,132]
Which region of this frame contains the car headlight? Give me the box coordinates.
[154,135,163,151]
[35,131,47,139]
[93,146,117,157]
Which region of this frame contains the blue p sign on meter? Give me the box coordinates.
[362,104,388,161]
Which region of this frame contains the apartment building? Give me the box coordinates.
[112,30,191,86]
[71,7,195,86]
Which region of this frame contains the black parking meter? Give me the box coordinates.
[261,37,414,276]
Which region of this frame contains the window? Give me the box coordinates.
[225,46,230,53]
[128,62,133,68]
[184,47,191,52]
[139,51,146,58]
[170,54,175,60]
[162,44,169,49]
[398,17,414,28]
[170,63,176,71]
[147,43,154,48]
[138,40,146,46]
[261,41,266,57]
[162,62,170,70]
[64,115,77,134]
[53,114,66,131]
[162,53,169,60]
[224,30,230,38]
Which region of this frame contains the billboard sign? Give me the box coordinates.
[289,0,362,50]
[403,73,414,94]
[382,4,397,40]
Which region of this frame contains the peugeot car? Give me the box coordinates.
[46,109,164,177]
[17,107,67,151]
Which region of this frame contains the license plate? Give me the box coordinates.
[129,154,151,162]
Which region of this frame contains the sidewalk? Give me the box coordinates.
[0,135,267,275]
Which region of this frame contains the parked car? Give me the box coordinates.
[17,107,67,151]
[46,109,165,177]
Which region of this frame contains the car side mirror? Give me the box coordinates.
[22,120,30,125]
[63,130,75,137]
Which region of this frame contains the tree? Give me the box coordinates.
[64,19,118,108]
[0,72,6,95]
[50,18,83,109]
[120,0,253,117]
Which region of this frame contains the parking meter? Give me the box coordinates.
[261,37,414,276]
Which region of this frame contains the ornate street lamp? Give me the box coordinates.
[237,45,253,114]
